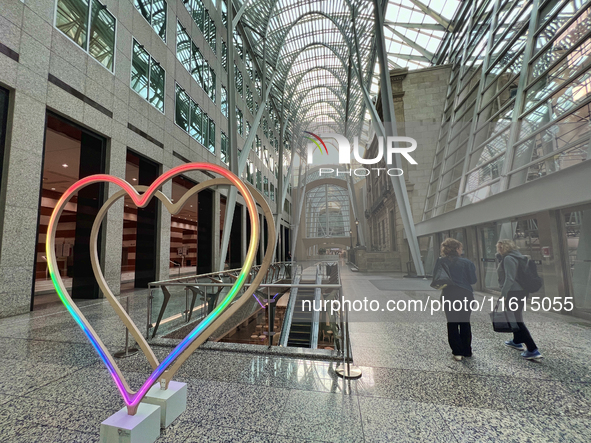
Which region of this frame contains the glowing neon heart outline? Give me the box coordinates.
[87,178,276,385]
[46,163,271,414]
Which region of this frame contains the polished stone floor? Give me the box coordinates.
[0,265,590,442]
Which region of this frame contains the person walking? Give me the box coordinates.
[435,238,477,361]
[496,239,543,360]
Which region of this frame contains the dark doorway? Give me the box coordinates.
[229,203,242,269]
[169,176,198,277]
[263,215,268,263]
[33,113,106,307]
[122,151,160,289]
[0,86,8,195]
[284,225,290,260]
[197,188,213,274]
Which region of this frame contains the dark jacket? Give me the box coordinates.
[497,250,528,299]
[438,256,477,293]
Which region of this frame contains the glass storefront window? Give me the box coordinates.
[477,219,545,293]
[34,114,105,304]
[563,207,591,310]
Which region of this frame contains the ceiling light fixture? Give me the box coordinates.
[62,164,68,168]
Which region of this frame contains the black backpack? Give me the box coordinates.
[517,259,543,293]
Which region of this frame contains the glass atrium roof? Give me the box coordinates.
[236,0,459,158]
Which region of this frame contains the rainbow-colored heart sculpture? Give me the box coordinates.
[46,163,274,414]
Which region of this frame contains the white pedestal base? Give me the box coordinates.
[100,403,160,443]
[142,381,187,428]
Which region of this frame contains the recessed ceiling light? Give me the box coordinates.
[51,187,55,190]
[132,178,137,181]
[62,164,68,168]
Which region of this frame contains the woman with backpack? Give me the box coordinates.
[434,238,477,361]
[496,239,543,360]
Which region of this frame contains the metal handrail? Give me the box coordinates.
[279,265,302,347]
[147,263,295,340]
[310,264,322,349]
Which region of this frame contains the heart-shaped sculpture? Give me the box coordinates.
[46,163,274,414]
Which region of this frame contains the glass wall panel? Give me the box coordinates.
[531,2,590,78]
[563,207,591,311]
[509,104,590,187]
[522,69,591,133]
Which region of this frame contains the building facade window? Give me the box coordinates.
[221,131,228,164]
[133,0,167,41]
[175,83,214,152]
[256,169,262,190]
[221,40,227,71]
[208,117,215,154]
[245,51,253,80]
[246,160,254,183]
[131,39,165,112]
[234,31,243,59]
[221,85,228,117]
[55,0,116,71]
[246,86,253,114]
[235,64,243,96]
[183,0,216,53]
[176,22,216,103]
[221,0,227,27]
[236,107,243,136]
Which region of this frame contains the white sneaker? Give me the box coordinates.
[453,355,463,361]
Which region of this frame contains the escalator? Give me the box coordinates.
[286,288,315,347]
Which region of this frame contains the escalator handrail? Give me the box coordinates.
[279,265,302,347]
